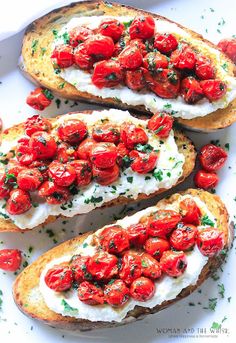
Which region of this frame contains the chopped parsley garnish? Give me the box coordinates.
[42,89,54,100]
[0,212,9,219]
[82,242,88,248]
[61,299,78,314]
[201,214,214,227]
[55,98,61,108]
[208,297,217,311]
[31,39,39,56]
[52,29,59,38]
[153,170,163,181]
[218,283,225,298]
[123,20,133,29]
[84,196,103,205]
[58,82,66,89]
[122,155,133,168]
[62,32,70,44]
[0,290,3,310]
[135,143,153,153]
[40,47,47,56]
[221,62,228,72]
[163,103,172,109]
[127,176,133,184]
[211,322,221,330]
[224,143,230,151]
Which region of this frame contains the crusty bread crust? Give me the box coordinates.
[21,1,236,132]
[0,110,196,232]
[13,189,230,331]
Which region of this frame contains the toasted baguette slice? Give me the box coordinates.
[0,110,196,232]
[21,1,236,132]
[13,189,231,331]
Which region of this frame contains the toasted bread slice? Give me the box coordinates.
[20,1,236,132]
[13,189,231,331]
[0,110,196,232]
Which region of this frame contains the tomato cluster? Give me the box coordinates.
[194,144,227,190]
[0,112,171,215]
[45,197,224,307]
[26,88,54,111]
[51,15,227,103]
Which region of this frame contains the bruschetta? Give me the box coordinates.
[13,188,231,331]
[20,1,236,132]
[0,108,195,232]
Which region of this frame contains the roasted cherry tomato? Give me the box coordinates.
[127,223,148,246]
[143,52,169,71]
[200,80,227,101]
[143,68,180,99]
[195,56,215,80]
[181,77,204,104]
[73,43,94,69]
[125,69,146,91]
[87,251,118,281]
[129,15,155,40]
[51,44,74,68]
[5,161,25,180]
[45,264,73,292]
[0,249,22,272]
[25,114,52,136]
[154,33,178,54]
[160,250,187,277]
[17,168,43,192]
[38,180,70,204]
[140,253,162,279]
[77,138,96,160]
[144,237,170,260]
[170,223,197,250]
[99,225,130,254]
[197,227,224,257]
[179,198,201,225]
[29,132,57,160]
[98,19,125,42]
[26,88,53,111]
[147,112,173,138]
[16,138,37,166]
[118,45,143,70]
[92,60,123,88]
[171,44,196,70]
[90,142,118,169]
[0,173,11,199]
[70,160,92,187]
[120,123,148,149]
[130,276,155,301]
[69,26,93,47]
[92,124,120,144]
[6,189,31,215]
[58,119,88,144]
[129,150,158,174]
[92,164,120,185]
[78,281,104,305]
[56,142,77,163]
[70,255,91,282]
[199,144,227,172]
[28,160,49,181]
[129,38,148,56]
[147,210,182,237]
[117,142,130,166]
[119,251,142,285]
[48,161,76,187]
[194,170,219,190]
[85,34,114,59]
[217,38,236,64]
[104,279,130,307]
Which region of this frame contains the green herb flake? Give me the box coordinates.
[127,176,133,184]
[123,20,133,29]
[61,299,78,314]
[218,283,225,298]
[221,62,228,72]
[224,143,230,151]
[42,89,54,100]
[135,143,153,153]
[40,47,47,56]
[153,170,163,181]
[208,297,217,311]
[82,242,88,249]
[58,82,66,89]
[211,322,221,330]
[201,214,215,227]
[31,40,39,56]
[0,290,3,310]
[55,98,61,109]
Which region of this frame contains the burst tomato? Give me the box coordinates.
[154,33,178,54]
[87,251,118,281]
[125,69,146,91]
[16,138,37,166]
[92,124,120,144]
[38,180,70,204]
[195,56,215,80]
[77,138,96,160]
[99,225,130,254]
[0,173,11,199]
[92,60,123,88]
[119,251,142,285]
[129,15,155,40]
[26,88,53,111]
[51,44,74,68]
[130,276,155,301]
[0,249,22,272]
[120,123,148,149]
[28,161,49,181]
[85,34,114,59]
[129,150,158,174]
[48,161,76,187]
[90,142,118,169]
[56,142,77,163]
[181,77,204,104]
[160,250,187,277]
[140,253,162,279]
[144,237,170,260]
[194,170,219,190]
[217,38,236,64]
[70,255,91,282]
[143,52,169,71]
[200,80,227,101]
[199,144,227,172]
[170,223,197,250]
[147,112,173,138]
[171,44,196,70]
[179,198,201,225]
[104,279,130,307]
[127,223,148,246]
[70,160,92,187]
[57,119,88,144]
[6,189,31,215]
[78,281,104,305]
[92,164,119,185]
[147,210,182,237]
[197,227,224,257]
[118,45,143,69]
[98,19,124,42]
[129,38,148,56]
[73,43,94,69]
[17,168,43,191]
[25,114,52,136]
[29,132,57,160]
[45,264,73,292]
[69,26,93,47]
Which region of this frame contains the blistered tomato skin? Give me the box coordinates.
[77,138,96,160]
[73,44,94,70]
[119,251,142,285]
[45,265,73,292]
[70,160,92,187]
[0,249,22,272]
[217,38,236,64]
[147,112,173,138]
[194,170,219,190]
[181,77,204,104]
[129,150,158,174]
[195,56,215,80]
[199,144,227,172]
[127,223,148,246]
[58,119,88,144]
[69,26,93,47]
[118,46,143,70]
[78,281,104,305]
[92,124,120,144]
[26,88,53,111]
[29,132,57,160]
[143,52,169,71]
[6,189,31,215]
[141,253,162,279]
[98,19,125,42]
[104,279,130,307]
[125,69,146,91]
[0,173,11,199]
[90,142,118,169]
[56,142,77,164]
[51,44,74,68]
[120,123,148,149]
[200,80,227,101]
[92,164,119,185]
[129,38,148,56]
[87,251,118,281]
[92,60,123,88]
[170,223,197,251]
[117,142,130,166]
[99,225,130,254]
[38,181,70,205]
[48,161,76,187]
[25,115,52,136]
[85,34,115,59]
[171,45,196,70]
[197,228,224,257]
[179,198,201,225]
[130,276,155,301]
[16,138,37,166]
[70,255,91,282]
[147,210,182,237]
[17,168,43,192]
[144,237,170,260]
[160,250,187,277]
[154,33,178,54]
[129,15,155,40]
